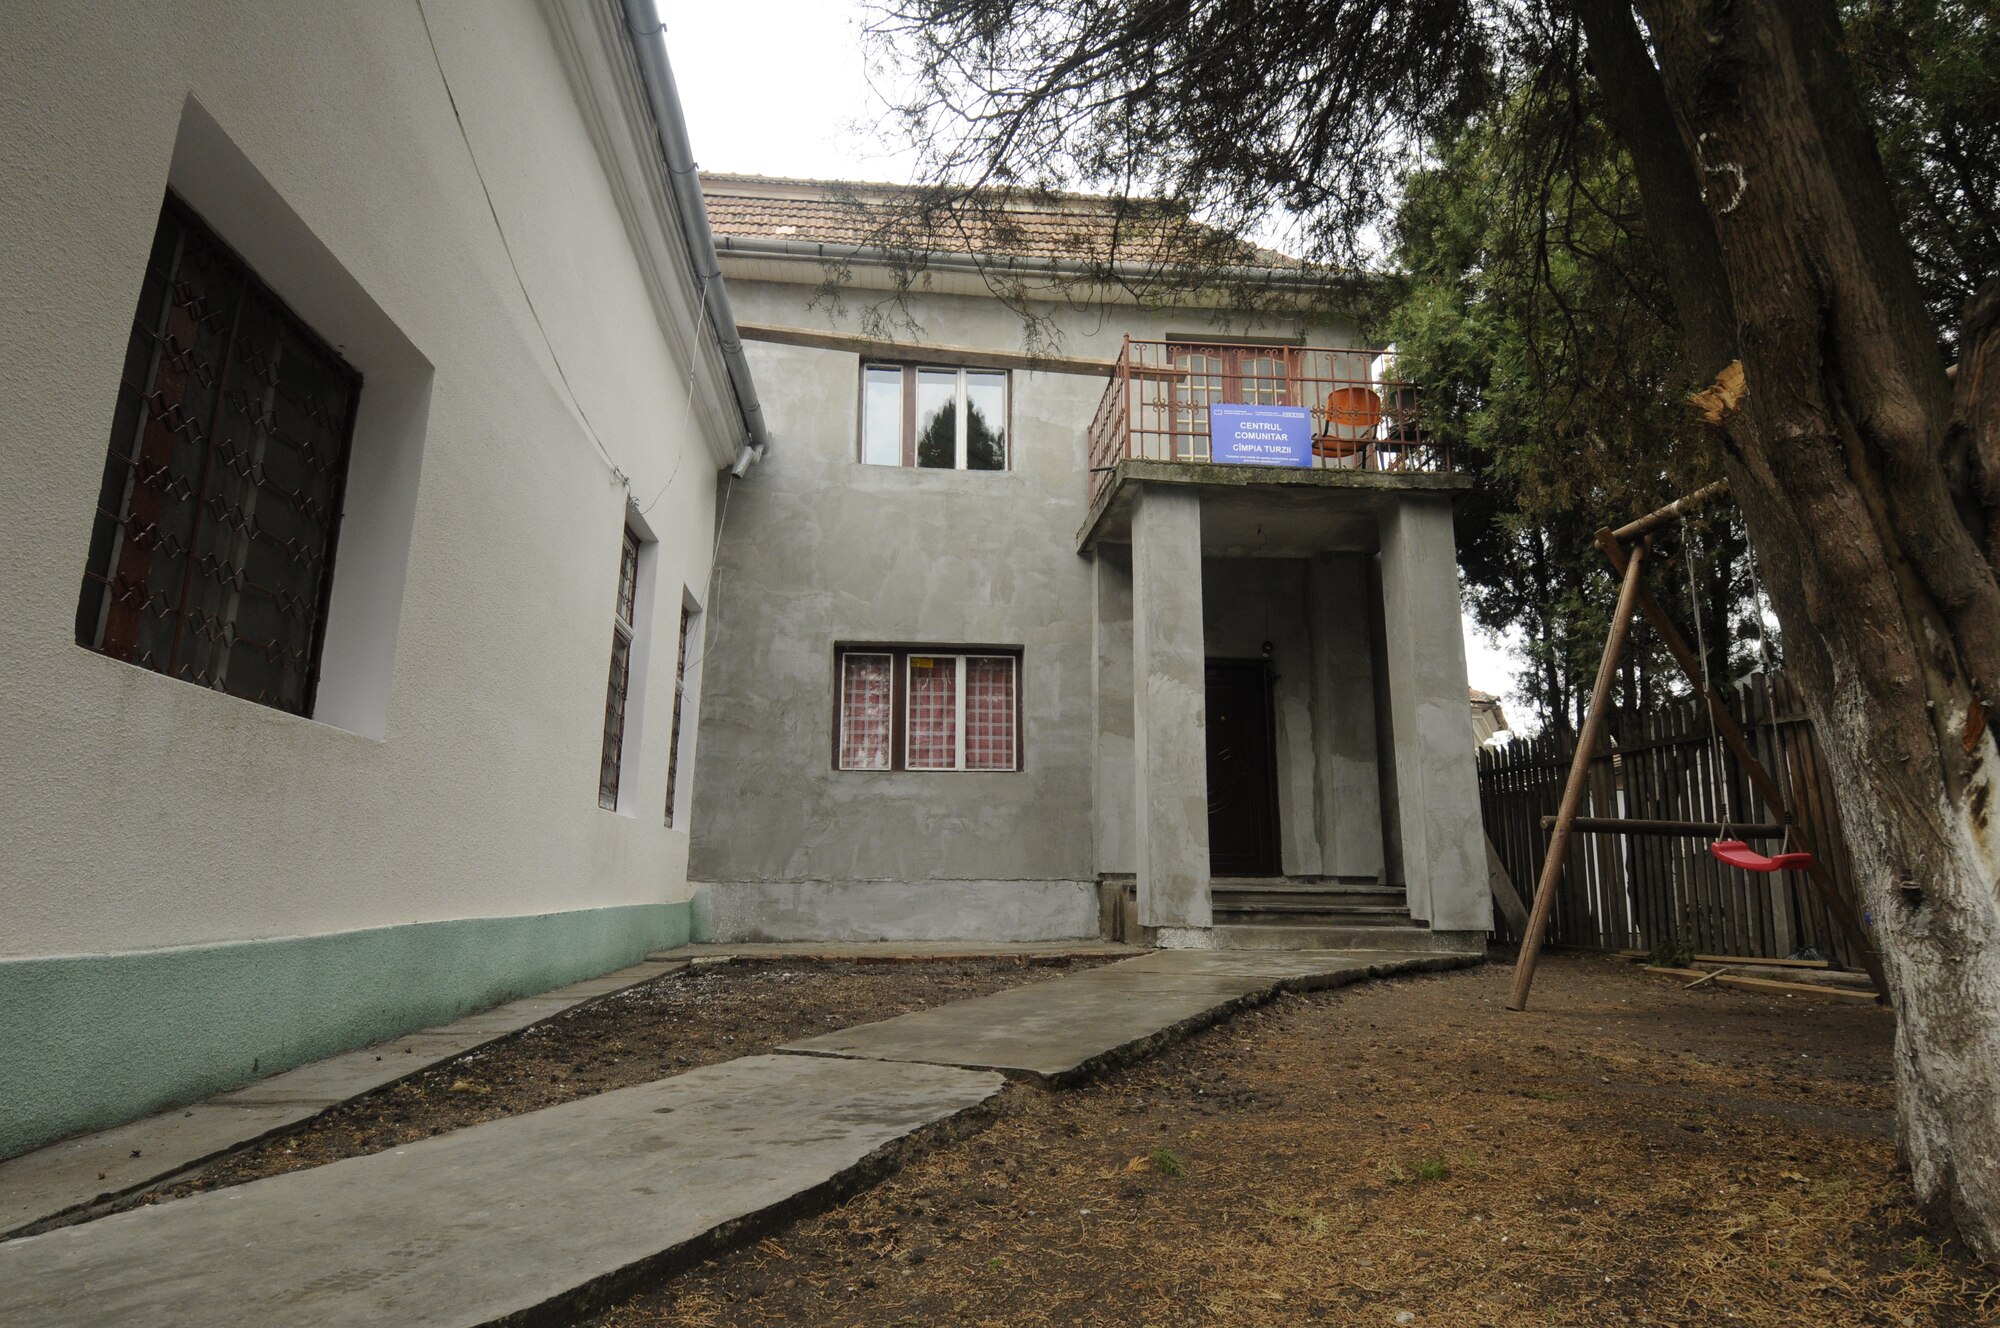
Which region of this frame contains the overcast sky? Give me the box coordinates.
[658,1,1530,730]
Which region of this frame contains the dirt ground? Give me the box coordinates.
[586,951,1998,1328]
[140,956,1111,1205]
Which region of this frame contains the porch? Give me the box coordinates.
[1082,372,1488,951]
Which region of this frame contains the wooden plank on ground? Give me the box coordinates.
[1617,950,1831,969]
[1641,966,1883,1004]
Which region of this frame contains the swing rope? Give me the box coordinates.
[1684,515,1813,874]
[1683,517,1735,831]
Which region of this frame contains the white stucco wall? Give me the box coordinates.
[0,1,737,958]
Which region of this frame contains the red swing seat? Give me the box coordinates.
[1709,839,1814,873]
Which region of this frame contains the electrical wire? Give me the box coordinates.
[418,1,748,744]
[415,0,627,489]
[638,274,718,516]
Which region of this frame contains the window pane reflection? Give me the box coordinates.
[965,371,1007,470]
[861,366,903,465]
[915,369,956,468]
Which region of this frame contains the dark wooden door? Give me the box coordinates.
[1205,660,1281,876]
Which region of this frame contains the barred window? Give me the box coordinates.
[834,646,1020,772]
[837,652,893,771]
[76,194,360,714]
[963,655,1018,771]
[598,528,640,810]
[905,655,959,770]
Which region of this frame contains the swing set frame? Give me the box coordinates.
[1505,481,1892,1010]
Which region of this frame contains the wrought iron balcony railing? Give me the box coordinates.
[1085,338,1449,506]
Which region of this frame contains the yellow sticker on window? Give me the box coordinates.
[910,657,935,669]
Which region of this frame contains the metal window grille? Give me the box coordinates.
[837,653,893,770]
[904,654,959,770]
[963,655,1018,771]
[836,647,1022,772]
[598,529,640,809]
[663,603,694,826]
[76,193,360,714]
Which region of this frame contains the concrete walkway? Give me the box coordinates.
[0,948,1477,1328]
[1,1056,1002,1328]
[783,949,1468,1081]
[0,956,686,1238]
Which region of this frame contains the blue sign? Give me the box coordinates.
[1209,403,1313,467]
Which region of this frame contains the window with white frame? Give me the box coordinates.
[836,647,1020,771]
[859,364,1008,470]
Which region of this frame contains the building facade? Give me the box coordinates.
[687,177,1492,952]
[0,2,755,1158]
[1,8,1489,1164]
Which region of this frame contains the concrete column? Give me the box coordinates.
[1307,554,1385,880]
[1092,548,1134,877]
[1130,486,1212,935]
[1377,497,1491,933]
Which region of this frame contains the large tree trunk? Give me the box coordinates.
[1590,0,2000,1257]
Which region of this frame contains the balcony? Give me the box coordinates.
[1085,338,1450,507]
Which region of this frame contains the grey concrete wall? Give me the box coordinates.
[694,880,1099,944]
[1093,548,1135,875]
[1308,554,1388,880]
[1131,487,1212,931]
[1377,498,1492,932]
[688,282,1129,940]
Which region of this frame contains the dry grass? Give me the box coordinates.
[591,953,1998,1328]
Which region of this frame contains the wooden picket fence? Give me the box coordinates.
[1478,673,1870,968]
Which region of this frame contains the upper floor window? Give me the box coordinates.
[75,194,360,715]
[1168,346,1288,462]
[860,364,1008,470]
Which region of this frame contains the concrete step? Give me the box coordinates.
[1212,923,1475,954]
[1212,883,1413,930]
[1213,886,1407,904]
[1212,900,1411,917]
[1210,876,1390,890]
[1215,911,1415,929]
[1213,878,1403,892]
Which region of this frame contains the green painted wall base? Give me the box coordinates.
[0,901,690,1160]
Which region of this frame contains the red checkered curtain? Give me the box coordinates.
[964,656,1017,770]
[838,653,892,770]
[905,655,959,769]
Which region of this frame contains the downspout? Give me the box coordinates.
[621,0,768,474]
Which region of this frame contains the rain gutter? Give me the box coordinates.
[620,1,768,474]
